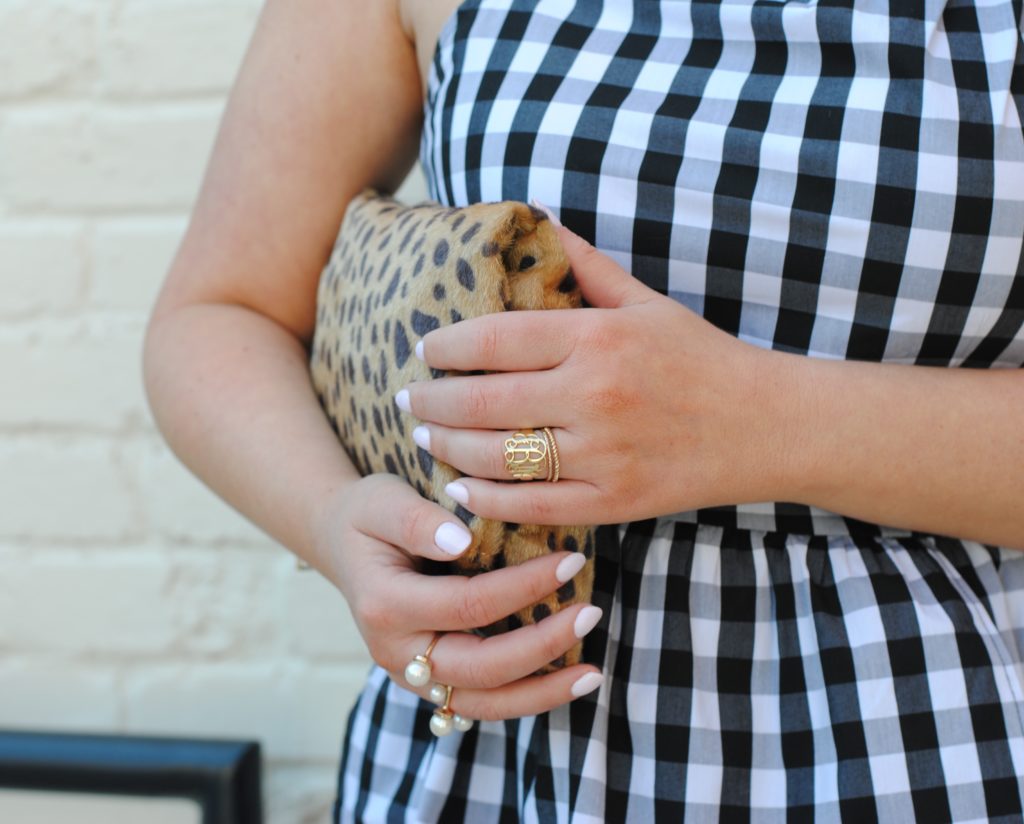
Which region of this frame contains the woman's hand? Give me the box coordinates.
[399,221,1024,548]
[398,224,796,526]
[310,473,604,721]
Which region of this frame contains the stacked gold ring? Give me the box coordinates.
[504,428,561,483]
[541,427,561,483]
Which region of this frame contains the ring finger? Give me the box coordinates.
[412,423,582,482]
[399,371,574,430]
[401,602,600,691]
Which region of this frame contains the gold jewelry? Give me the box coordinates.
[504,430,549,481]
[542,427,561,483]
[404,632,441,688]
[429,683,474,737]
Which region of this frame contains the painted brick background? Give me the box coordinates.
[0,2,428,820]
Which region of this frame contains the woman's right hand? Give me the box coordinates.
[310,473,605,722]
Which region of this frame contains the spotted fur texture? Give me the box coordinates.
[309,190,596,670]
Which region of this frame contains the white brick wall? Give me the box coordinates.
[0,2,428,820]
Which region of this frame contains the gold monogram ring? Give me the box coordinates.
[503,428,561,483]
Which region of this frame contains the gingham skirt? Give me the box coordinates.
[334,518,1024,822]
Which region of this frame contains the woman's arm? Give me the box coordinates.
[142,0,603,718]
[774,350,1024,548]
[143,0,423,567]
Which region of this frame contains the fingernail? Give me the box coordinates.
[574,606,603,639]
[413,425,430,451]
[435,522,472,555]
[395,389,411,413]
[445,481,469,505]
[555,553,586,583]
[570,672,603,699]
[529,198,562,228]
[415,340,425,361]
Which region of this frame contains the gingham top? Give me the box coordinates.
[335,1,1024,820]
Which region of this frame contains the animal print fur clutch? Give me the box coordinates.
[309,189,596,670]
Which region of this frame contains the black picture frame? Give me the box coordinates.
[0,730,262,824]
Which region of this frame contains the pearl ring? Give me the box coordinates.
[428,682,474,737]
[403,633,474,736]
[404,632,441,688]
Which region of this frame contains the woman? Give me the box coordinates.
[143,0,1024,820]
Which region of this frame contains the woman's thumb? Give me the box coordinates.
[559,225,653,308]
[530,199,651,308]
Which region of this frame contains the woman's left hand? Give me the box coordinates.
[397,224,797,525]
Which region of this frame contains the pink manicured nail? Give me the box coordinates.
[574,606,603,639]
[571,672,603,698]
[435,522,472,555]
[529,198,562,228]
[394,389,411,413]
[412,426,430,451]
[415,340,425,361]
[445,481,469,505]
[555,553,586,583]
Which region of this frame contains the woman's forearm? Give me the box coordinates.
[771,352,1024,548]
[142,301,360,569]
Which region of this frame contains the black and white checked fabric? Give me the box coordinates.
[335,0,1024,820]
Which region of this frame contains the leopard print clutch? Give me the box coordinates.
[309,189,596,670]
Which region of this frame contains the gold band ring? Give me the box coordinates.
[541,427,561,483]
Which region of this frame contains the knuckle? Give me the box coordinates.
[462,382,490,423]
[461,655,503,690]
[595,456,628,495]
[398,503,429,551]
[489,435,509,476]
[574,241,605,274]
[455,584,499,629]
[356,598,392,634]
[598,483,626,519]
[475,324,501,364]
[466,695,503,722]
[367,644,391,672]
[579,315,618,353]
[525,570,554,605]
[519,491,553,524]
[541,622,569,662]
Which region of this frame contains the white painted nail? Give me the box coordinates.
[415,340,425,361]
[555,553,586,583]
[570,672,603,699]
[445,481,469,505]
[435,522,472,555]
[529,198,562,228]
[413,425,431,451]
[394,389,411,413]
[573,606,603,639]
